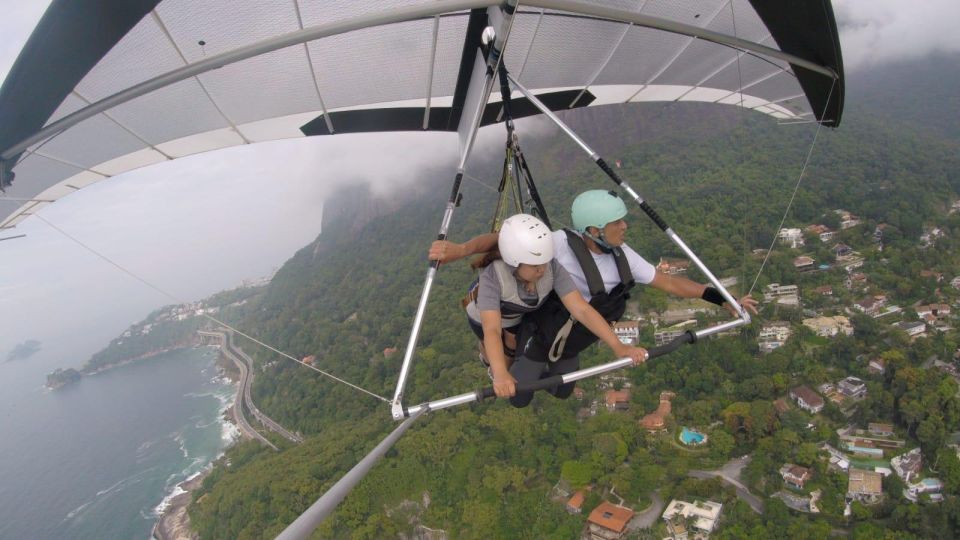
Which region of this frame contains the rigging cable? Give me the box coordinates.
[747,78,837,297]
[32,213,391,403]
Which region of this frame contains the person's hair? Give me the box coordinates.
[470,249,501,270]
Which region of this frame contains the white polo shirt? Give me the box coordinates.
[552,230,656,301]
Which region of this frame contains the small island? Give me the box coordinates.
[45,368,81,390]
[5,339,41,362]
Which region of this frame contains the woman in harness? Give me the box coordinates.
[439,213,649,404]
[430,190,758,407]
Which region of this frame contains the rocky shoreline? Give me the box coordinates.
[151,471,206,540]
[152,352,242,540]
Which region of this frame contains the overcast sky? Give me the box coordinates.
[1,0,958,365]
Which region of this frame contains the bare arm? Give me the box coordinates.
[480,310,516,397]
[649,271,759,317]
[649,271,707,298]
[559,291,648,365]
[428,233,499,264]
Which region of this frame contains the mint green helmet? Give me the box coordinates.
[571,190,627,233]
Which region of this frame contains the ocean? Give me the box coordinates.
[0,344,236,540]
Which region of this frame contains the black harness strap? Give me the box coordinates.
[562,229,634,297]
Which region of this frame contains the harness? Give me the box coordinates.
[519,229,634,361]
[465,260,554,329]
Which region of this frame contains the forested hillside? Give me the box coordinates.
[187,66,960,539]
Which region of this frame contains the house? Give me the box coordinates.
[778,228,805,249]
[838,426,905,452]
[813,285,833,296]
[916,304,951,321]
[807,224,834,242]
[833,243,853,259]
[794,256,815,272]
[835,209,861,229]
[640,391,675,432]
[566,489,587,514]
[587,501,635,540]
[655,320,697,346]
[382,347,398,359]
[952,276,960,290]
[891,448,923,484]
[802,315,853,338]
[845,272,868,290]
[920,269,944,281]
[867,358,885,375]
[612,320,640,344]
[302,355,316,365]
[822,443,851,472]
[662,499,723,540]
[847,468,883,504]
[780,464,813,490]
[845,441,884,458]
[573,387,586,400]
[605,390,630,412]
[657,257,691,275]
[838,377,867,399]
[759,322,792,353]
[853,295,887,317]
[764,283,800,306]
[790,386,824,414]
[894,320,926,338]
[869,423,894,437]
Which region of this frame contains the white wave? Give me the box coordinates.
[151,485,186,517]
[221,419,240,444]
[63,467,156,523]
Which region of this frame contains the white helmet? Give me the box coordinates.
[498,214,553,266]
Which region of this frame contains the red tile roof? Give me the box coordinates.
[588,501,634,533]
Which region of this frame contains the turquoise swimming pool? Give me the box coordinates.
[680,427,706,445]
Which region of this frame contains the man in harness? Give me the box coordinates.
[430,190,759,407]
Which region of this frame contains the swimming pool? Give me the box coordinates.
[680,427,707,445]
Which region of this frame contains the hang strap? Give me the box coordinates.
[562,229,634,296]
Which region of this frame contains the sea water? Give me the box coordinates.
[0,345,236,540]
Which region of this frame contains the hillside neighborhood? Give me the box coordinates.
[551,204,960,538]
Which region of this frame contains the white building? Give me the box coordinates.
[790,386,825,414]
[891,448,923,484]
[764,283,800,306]
[803,316,853,338]
[612,320,640,345]
[662,499,723,540]
[759,322,792,353]
[655,320,697,346]
[894,321,926,338]
[837,377,867,399]
[778,228,805,249]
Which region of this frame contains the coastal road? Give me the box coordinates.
[228,337,304,443]
[198,331,278,450]
[201,330,303,445]
[689,456,764,514]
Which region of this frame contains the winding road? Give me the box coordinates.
[689,456,765,514]
[199,329,303,449]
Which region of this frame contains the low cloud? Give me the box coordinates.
[834,0,960,71]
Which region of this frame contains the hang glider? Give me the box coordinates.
[0,0,842,231]
[2,3,845,536]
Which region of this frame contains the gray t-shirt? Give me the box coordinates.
[475,259,577,314]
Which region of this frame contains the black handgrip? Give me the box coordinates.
[595,158,624,186]
[476,332,696,401]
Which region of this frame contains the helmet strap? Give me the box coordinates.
[583,228,614,254]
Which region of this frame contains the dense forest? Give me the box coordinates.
[181,59,960,539]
